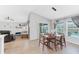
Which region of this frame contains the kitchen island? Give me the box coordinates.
[0,35,7,54]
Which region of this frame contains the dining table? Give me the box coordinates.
[42,34,62,50]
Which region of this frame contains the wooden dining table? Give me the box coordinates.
[42,34,62,50]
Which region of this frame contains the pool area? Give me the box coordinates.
[68,33,79,45]
[70,33,79,39]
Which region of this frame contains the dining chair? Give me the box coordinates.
[48,34,57,51]
[61,34,66,47]
[55,34,66,50]
[39,33,54,51]
[40,36,50,50]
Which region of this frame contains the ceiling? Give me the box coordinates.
[0,5,79,22]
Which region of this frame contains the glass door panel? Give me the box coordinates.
[67,19,79,38]
[40,23,48,34]
[56,20,65,35]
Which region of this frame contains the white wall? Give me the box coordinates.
[29,12,51,40]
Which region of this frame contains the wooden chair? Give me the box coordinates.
[61,34,66,47]
[55,34,66,50]
[39,33,53,51]
[48,34,57,51]
[39,35,50,50]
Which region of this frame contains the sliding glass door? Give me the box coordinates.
[55,20,65,35]
[67,19,79,38]
[39,23,48,34]
[55,17,79,40]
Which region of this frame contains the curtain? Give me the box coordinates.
[53,20,57,34]
[54,20,57,29]
[54,22,56,29]
[72,16,79,27]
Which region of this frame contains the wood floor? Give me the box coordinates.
[4,37,79,54]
